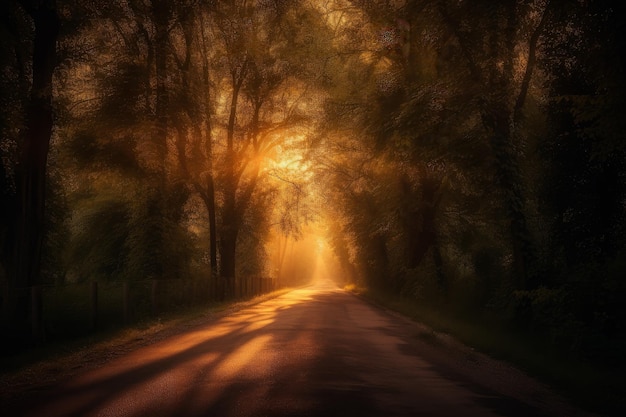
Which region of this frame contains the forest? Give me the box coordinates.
[1,0,625,404]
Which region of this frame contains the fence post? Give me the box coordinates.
[91,281,98,331]
[31,286,43,343]
[151,280,158,315]
[123,282,130,323]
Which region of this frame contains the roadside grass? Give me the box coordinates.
[346,285,624,417]
[0,287,293,395]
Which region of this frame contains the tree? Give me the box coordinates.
[181,0,322,296]
[433,0,554,290]
[0,0,60,342]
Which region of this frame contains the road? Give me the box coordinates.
[4,279,589,417]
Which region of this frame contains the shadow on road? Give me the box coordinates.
[8,281,382,417]
[5,279,580,417]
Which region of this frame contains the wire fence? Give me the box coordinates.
[1,275,278,343]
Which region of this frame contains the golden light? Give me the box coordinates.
[263,136,311,177]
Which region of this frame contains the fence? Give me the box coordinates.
[2,275,277,343]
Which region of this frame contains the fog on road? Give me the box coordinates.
[6,279,586,417]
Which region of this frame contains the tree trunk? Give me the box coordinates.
[219,160,238,299]
[402,170,442,271]
[206,175,218,276]
[485,107,535,290]
[11,0,59,342]
[432,239,446,295]
[219,225,237,299]
[148,0,171,279]
[217,61,247,296]
[202,63,218,279]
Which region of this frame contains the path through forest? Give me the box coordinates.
[3,280,592,417]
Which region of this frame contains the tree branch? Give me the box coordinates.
[513,0,552,124]
[437,0,483,84]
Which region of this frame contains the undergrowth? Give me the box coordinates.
[347,285,624,417]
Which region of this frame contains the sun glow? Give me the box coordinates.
[264,136,311,175]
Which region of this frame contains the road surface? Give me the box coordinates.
[4,280,588,417]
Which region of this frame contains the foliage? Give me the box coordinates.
[317,1,626,391]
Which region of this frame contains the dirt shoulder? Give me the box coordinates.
[349,289,601,417]
[0,289,292,405]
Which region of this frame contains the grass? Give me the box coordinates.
[346,284,624,417]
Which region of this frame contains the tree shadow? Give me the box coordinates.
[9,287,380,417]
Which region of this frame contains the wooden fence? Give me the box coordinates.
[5,275,277,343]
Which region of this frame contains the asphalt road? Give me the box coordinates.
[4,279,589,417]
